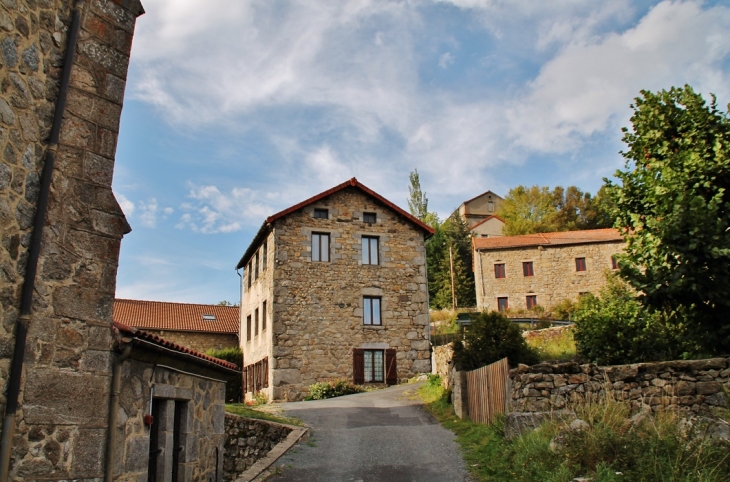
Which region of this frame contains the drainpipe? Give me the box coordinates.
[105,344,132,482]
[0,2,84,479]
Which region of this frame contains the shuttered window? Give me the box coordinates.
[353,349,397,385]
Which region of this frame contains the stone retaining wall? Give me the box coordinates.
[509,357,730,415]
[223,413,293,481]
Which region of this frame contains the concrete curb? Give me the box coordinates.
[234,423,309,482]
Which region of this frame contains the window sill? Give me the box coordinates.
[362,325,385,330]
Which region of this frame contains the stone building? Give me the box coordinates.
[236,178,434,401]
[473,229,625,313]
[114,298,239,353]
[458,190,504,236]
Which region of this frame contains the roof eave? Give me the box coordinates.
[235,221,272,270]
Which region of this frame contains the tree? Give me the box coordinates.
[407,168,439,227]
[429,212,476,309]
[453,311,538,370]
[606,85,730,352]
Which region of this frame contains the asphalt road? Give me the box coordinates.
[267,382,471,482]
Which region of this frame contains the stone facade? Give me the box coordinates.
[509,358,730,415]
[239,179,433,401]
[223,414,293,481]
[473,231,625,312]
[0,0,144,479]
[141,329,238,354]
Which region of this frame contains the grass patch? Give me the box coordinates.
[225,403,303,426]
[524,325,577,362]
[419,377,730,482]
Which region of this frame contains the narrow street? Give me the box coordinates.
[267,383,471,482]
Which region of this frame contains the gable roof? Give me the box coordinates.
[113,299,239,334]
[113,322,240,372]
[236,178,435,269]
[461,190,503,207]
[473,228,623,251]
[469,214,506,231]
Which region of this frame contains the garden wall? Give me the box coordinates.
[509,357,730,415]
[223,414,293,481]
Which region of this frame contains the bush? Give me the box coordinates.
[305,379,364,401]
[572,275,695,364]
[551,298,577,320]
[453,311,539,370]
[206,346,243,403]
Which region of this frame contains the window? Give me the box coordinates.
[246,315,251,341]
[523,261,534,277]
[313,208,328,219]
[526,295,537,310]
[488,200,494,212]
[253,252,259,280]
[262,300,267,332]
[363,212,376,224]
[353,349,396,385]
[497,297,508,312]
[611,256,618,270]
[262,241,267,271]
[363,296,382,325]
[254,308,259,336]
[575,257,586,271]
[494,263,506,278]
[311,233,330,262]
[362,236,379,265]
[247,263,252,289]
[363,350,384,383]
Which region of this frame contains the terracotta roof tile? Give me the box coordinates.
[473,228,623,250]
[113,322,239,371]
[113,299,239,334]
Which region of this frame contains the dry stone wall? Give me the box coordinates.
[475,241,624,312]
[509,358,730,415]
[270,187,431,400]
[223,414,293,481]
[0,0,143,479]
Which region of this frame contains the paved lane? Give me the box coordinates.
[267,383,471,482]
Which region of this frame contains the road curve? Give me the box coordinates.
[267,382,471,482]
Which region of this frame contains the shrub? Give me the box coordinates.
[253,390,268,405]
[572,275,695,364]
[305,379,364,401]
[551,298,577,320]
[453,311,539,370]
[206,346,243,403]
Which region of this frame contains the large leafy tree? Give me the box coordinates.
[607,85,730,352]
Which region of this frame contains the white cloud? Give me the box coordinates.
[116,193,135,217]
[132,198,175,228]
[438,52,454,69]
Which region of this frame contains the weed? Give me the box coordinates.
[225,404,303,426]
[304,379,364,400]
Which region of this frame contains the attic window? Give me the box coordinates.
[363,212,376,224]
[313,208,328,219]
[202,314,216,321]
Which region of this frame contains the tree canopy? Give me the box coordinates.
[497,185,614,235]
[606,85,730,352]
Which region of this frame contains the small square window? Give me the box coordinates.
[611,256,618,270]
[575,258,586,271]
[526,295,537,310]
[494,264,506,279]
[363,296,382,325]
[313,208,328,219]
[497,297,509,312]
[363,212,376,224]
[523,261,534,277]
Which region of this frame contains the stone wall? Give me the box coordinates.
[451,368,468,419]
[142,329,238,353]
[433,342,454,388]
[509,358,730,415]
[223,413,293,481]
[475,241,624,312]
[0,0,143,479]
[268,187,431,400]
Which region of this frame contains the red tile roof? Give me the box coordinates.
[113,322,239,371]
[469,215,506,231]
[113,299,239,334]
[473,228,624,250]
[236,177,435,269]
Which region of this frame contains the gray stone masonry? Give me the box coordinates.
[223,413,292,481]
[0,0,143,479]
[509,357,730,415]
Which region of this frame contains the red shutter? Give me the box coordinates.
[353,349,365,385]
[385,349,397,385]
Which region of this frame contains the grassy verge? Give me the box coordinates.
[225,403,303,426]
[419,377,730,482]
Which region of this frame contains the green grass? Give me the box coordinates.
[418,377,730,482]
[524,325,577,362]
[225,403,303,426]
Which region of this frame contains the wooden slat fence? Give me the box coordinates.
[466,357,509,424]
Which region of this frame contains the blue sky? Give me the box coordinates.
[112,0,730,304]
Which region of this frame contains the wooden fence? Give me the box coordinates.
[465,357,509,424]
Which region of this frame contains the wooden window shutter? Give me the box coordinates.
[385,349,397,385]
[353,349,365,385]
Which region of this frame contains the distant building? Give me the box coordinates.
[472,229,625,313]
[114,299,239,353]
[458,190,505,237]
[237,178,434,401]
